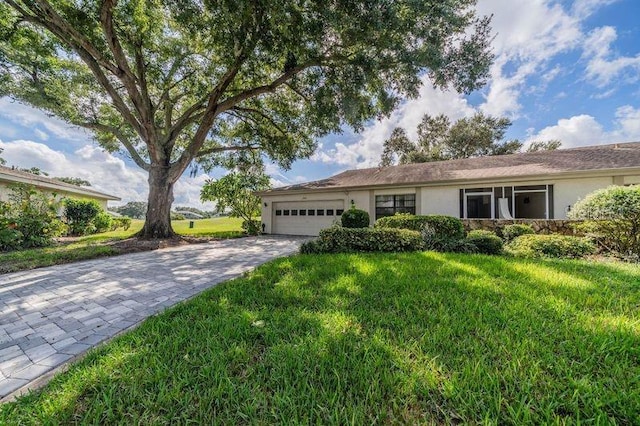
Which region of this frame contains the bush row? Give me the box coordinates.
[505,234,596,259]
[1,185,133,252]
[301,211,598,259]
[300,227,424,254]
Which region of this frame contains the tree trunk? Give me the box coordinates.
[138,165,176,239]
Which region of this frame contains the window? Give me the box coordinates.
[308,209,315,216]
[317,209,324,216]
[326,209,334,216]
[336,209,344,216]
[291,209,298,216]
[460,185,554,219]
[283,210,290,216]
[463,188,493,219]
[299,209,306,216]
[375,194,416,219]
[275,210,282,216]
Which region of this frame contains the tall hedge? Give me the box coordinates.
[341,208,370,228]
[569,185,640,257]
[375,213,465,240]
[315,227,424,253]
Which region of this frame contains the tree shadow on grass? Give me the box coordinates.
[1,252,638,424]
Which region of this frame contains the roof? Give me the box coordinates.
[260,142,640,194]
[0,165,121,201]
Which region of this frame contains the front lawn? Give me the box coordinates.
[0,217,246,273]
[1,253,638,424]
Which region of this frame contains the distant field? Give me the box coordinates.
[0,217,248,274]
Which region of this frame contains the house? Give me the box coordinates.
[0,165,120,210]
[258,142,640,236]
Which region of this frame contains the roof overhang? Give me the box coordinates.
[257,166,640,197]
[0,171,121,201]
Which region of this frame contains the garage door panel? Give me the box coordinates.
[273,200,344,236]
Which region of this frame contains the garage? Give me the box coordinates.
[272,200,345,236]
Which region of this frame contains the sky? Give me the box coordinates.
[1,0,639,208]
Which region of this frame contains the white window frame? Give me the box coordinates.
[512,185,550,219]
[463,188,495,219]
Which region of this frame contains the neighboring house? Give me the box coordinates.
[0,165,120,210]
[258,142,640,236]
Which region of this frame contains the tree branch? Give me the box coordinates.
[232,106,288,137]
[78,122,150,171]
[217,61,320,113]
[100,0,158,152]
[195,145,260,158]
[7,0,146,142]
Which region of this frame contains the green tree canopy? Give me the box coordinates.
[54,177,92,186]
[1,0,493,238]
[200,171,270,235]
[526,140,562,152]
[111,201,147,219]
[381,113,527,166]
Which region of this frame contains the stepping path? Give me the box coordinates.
[0,236,305,401]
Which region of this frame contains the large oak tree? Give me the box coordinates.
[1,0,493,238]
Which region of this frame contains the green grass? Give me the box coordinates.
[0,217,246,273]
[2,253,638,424]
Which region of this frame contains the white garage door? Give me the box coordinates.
[273,200,345,236]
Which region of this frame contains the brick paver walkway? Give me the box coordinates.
[0,236,304,400]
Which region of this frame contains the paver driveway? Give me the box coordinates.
[0,236,305,400]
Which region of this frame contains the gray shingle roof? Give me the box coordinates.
[0,165,120,200]
[262,142,640,194]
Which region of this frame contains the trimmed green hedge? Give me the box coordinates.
[375,213,465,240]
[466,230,503,255]
[341,208,370,228]
[506,234,596,259]
[301,227,424,253]
[501,223,534,242]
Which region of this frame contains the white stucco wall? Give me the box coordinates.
[261,172,640,235]
[261,189,371,233]
[554,176,615,218]
[420,187,459,216]
[0,182,109,211]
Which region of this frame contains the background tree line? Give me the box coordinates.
[380,112,561,167]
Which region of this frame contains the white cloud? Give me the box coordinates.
[583,26,640,87]
[0,98,91,145]
[572,0,621,19]
[478,0,582,116]
[312,0,588,168]
[33,128,49,141]
[526,105,640,148]
[614,105,640,137]
[264,163,308,187]
[313,79,475,168]
[0,139,215,209]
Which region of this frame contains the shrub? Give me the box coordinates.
[501,223,534,242]
[171,212,186,221]
[377,213,465,240]
[341,208,370,228]
[93,212,113,233]
[434,237,478,254]
[242,219,261,235]
[111,217,132,231]
[0,202,21,251]
[506,234,596,259]
[466,230,503,255]
[316,226,423,253]
[568,185,640,257]
[65,199,102,235]
[2,185,65,249]
[299,239,326,254]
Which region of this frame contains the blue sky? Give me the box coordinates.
[1,0,639,208]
